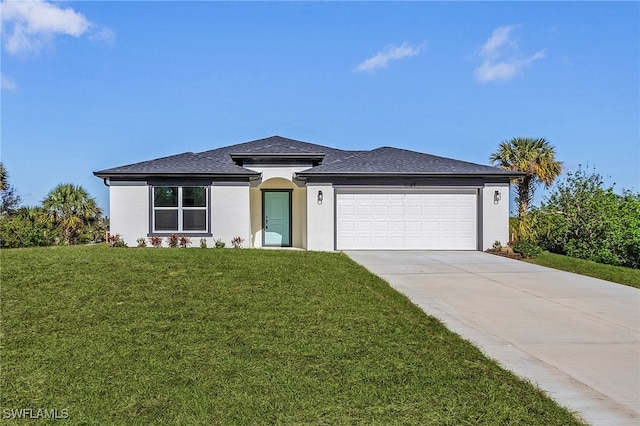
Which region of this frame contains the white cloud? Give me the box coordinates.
[355,42,423,73]
[1,73,17,91]
[474,25,545,83]
[0,0,112,55]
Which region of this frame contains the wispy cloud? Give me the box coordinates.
[355,42,423,73]
[474,25,545,83]
[1,74,17,91]
[0,0,114,55]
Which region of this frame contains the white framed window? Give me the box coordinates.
[152,186,208,233]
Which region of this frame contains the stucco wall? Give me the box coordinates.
[482,183,510,250]
[109,181,149,246]
[306,183,335,251]
[211,182,251,247]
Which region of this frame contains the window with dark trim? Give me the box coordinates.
[152,186,208,233]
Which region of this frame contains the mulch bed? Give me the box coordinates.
[485,250,524,261]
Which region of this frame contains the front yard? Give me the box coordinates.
[1,246,582,424]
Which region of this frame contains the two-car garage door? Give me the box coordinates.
[336,189,477,250]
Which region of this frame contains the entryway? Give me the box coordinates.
[262,190,292,247]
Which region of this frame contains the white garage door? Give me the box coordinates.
[336,190,477,250]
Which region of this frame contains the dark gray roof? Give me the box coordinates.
[94,135,517,178]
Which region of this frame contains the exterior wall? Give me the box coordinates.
[482,183,510,250]
[306,183,335,251]
[211,182,251,247]
[109,181,149,246]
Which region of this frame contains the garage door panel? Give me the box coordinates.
[336,191,477,250]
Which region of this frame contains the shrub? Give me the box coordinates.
[167,233,179,248]
[199,238,207,249]
[149,236,163,248]
[513,242,542,259]
[179,236,191,248]
[136,238,147,248]
[214,238,226,249]
[231,236,244,249]
[107,234,127,248]
[535,167,640,268]
[0,207,58,248]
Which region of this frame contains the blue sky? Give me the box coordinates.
[1,1,638,214]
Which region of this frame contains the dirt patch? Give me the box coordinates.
[485,249,523,261]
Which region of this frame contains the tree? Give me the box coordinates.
[0,162,6,190]
[0,162,21,215]
[534,167,640,268]
[489,137,562,218]
[42,184,103,245]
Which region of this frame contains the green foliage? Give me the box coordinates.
[513,242,542,259]
[42,183,103,245]
[0,162,22,215]
[214,238,226,248]
[0,207,59,248]
[534,167,640,268]
[490,137,562,218]
[136,237,147,247]
[509,215,538,245]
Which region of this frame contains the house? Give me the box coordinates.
[94,135,517,250]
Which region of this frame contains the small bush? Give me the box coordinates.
[179,236,191,248]
[231,236,244,249]
[214,238,226,249]
[167,233,179,248]
[492,240,503,251]
[107,234,127,248]
[199,238,207,249]
[136,238,147,248]
[513,242,542,259]
[149,236,163,248]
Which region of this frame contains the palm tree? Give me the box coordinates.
[490,137,562,218]
[42,184,103,244]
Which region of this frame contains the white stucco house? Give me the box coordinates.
[94,135,518,251]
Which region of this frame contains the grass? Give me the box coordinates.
[1,246,583,425]
[527,251,640,289]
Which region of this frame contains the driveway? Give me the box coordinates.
[346,251,640,426]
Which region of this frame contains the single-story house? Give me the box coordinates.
[94,135,518,251]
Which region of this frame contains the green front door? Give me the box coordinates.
[263,191,291,247]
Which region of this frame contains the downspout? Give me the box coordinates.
[102,178,110,187]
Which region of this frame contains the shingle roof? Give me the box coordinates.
[94,135,517,178]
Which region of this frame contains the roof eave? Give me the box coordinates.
[295,171,523,179]
[93,171,261,180]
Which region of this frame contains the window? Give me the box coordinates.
[152,186,208,233]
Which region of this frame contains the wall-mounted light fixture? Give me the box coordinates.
[317,190,323,204]
[494,190,501,204]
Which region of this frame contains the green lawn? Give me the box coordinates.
[1,246,582,425]
[527,251,640,289]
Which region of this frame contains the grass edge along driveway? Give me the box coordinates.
[1,246,584,425]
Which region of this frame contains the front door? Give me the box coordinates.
[263,191,291,247]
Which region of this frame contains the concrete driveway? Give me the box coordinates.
[346,251,640,426]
